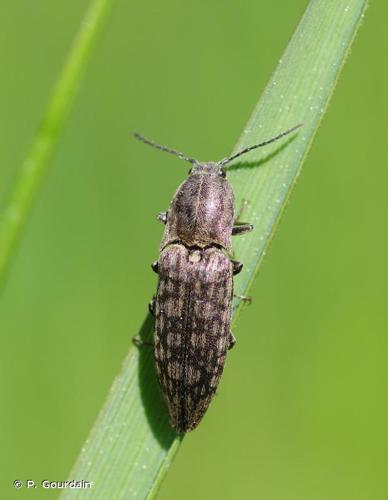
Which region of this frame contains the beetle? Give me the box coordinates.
[135,124,301,432]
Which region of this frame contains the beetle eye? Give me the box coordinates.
[188,167,193,175]
[219,168,226,178]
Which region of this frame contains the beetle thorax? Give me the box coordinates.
[160,162,235,253]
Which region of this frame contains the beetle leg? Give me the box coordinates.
[149,297,156,315]
[233,293,252,304]
[157,211,168,224]
[231,260,243,275]
[232,223,253,236]
[228,332,236,350]
[132,336,153,347]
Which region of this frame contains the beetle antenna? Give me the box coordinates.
[218,124,303,167]
[134,133,199,165]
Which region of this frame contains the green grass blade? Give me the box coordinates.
[60,1,367,498]
[0,0,115,286]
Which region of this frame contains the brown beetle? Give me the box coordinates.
[135,124,301,432]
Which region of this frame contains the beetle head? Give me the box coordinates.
[188,162,226,178]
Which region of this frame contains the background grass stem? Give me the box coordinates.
[0,0,116,288]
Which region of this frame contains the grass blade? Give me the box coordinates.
[0,0,116,287]
[61,1,368,498]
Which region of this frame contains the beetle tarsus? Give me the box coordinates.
[233,293,252,304]
[157,211,168,224]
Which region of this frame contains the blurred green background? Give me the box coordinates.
[1,0,387,498]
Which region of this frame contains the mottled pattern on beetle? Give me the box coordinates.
[154,243,233,433]
[160,164,235,254]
